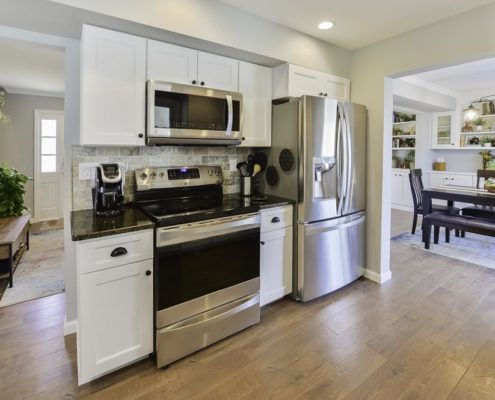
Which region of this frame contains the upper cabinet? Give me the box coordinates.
[431,111,456,149]
[272,63,350,101]
[147,40,198,85]
[147,41,238,91]
[81,25,146,146]
[238,61,272,147]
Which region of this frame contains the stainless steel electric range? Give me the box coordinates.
[134,165,261,368]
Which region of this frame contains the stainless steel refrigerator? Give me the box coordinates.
[263,96,367,302]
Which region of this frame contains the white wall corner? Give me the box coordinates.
[64,318,77,336]
[364,269,392,284]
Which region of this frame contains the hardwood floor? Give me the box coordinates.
[2,209,495,399]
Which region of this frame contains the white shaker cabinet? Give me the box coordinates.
[80,25,146,146]
[147,41,239,91]
[260,205,293,306]
[77,230,154,385]
[272,63,350,101]
[147,40,198,85]
[391,169,413,210]
[239,61,272,147]
[197,51,239,91]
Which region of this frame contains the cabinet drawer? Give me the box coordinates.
[77,230,153,275]
[261,205,293,233]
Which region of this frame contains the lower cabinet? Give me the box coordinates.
[391,169,413,210]
[260,206,293,306]
[76,230,153,385]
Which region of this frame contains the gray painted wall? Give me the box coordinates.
[0,93,64,214]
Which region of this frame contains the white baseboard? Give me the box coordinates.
[64,318,77,336]
[364,269,392,284]
[391,204,413,212]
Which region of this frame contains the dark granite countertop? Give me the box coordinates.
[71,207,154,241]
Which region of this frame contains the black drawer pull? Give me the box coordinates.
[110,247,128,257]
[146,270,152,276]
[271,217,281,223]
[260,241,265,245]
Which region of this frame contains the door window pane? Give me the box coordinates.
[41,155,56,173]
[41,119,57,137]
[41,137,57,155]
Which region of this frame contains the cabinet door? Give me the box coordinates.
[391,171,405,206]
[401,173,413,207]
[197,52,239,91]
[78,260,153,384]
[260,226,293,306]
[147,40,198,85]
[239,61,272,147]
[288,64,322,97]
[320,72,350,101]
[431,111,455,149]
[81,25,146,146]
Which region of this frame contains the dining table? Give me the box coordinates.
[421,185,495,216]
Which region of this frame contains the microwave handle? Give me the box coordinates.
[226,94,233,135]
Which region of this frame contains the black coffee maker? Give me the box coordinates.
[92,163,125,217]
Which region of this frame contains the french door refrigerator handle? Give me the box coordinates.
[226,94,233,135]
[304,213,366,235]
[343,104,354,215]
[337,103,348,215]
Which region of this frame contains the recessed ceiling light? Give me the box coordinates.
[318,21,334,30]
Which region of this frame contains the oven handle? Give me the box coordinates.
[157,213,260,247]
[158,292,259,333]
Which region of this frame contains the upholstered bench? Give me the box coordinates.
[423,212,495,249]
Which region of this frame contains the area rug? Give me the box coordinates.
[0,228,65,307]
[392,230,495,270]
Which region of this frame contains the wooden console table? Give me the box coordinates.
[0,215,30,287]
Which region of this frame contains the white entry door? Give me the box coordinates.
[34,110,64,221]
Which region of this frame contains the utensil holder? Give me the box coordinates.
[241,177,253,197]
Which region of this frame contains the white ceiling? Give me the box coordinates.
[412,58,495,94]
[218,0,495,50]
[0,37,65,97]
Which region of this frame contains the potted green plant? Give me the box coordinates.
[0,163,28,217]
[403,150,415,169]
[480,150,494,170]
[481,136,493,147]
[472,117,486,131]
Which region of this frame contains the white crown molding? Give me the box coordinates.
[4,86,64,98]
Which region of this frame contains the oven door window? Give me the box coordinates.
[156,228,259,310]
[154,91,240,131]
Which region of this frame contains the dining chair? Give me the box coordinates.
[462,169,495,220]
[408,169,460,239]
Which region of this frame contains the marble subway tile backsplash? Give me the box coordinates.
[72,145,252,211]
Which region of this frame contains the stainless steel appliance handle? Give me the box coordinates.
[158,292,259,333]
[343,104,353,215]
[336,108,342,211]
[226,94,233,134]
[337,104,348,215]
[157,213,260,247]
[303,213,365,235]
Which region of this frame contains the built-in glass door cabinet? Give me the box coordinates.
[147,40,239,91]
[431,111,456,148]
[272,63,350,100]
[238,61,272,147]
[81,25,147,146]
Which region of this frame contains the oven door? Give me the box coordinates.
[147,80,243,145]
[155,213,260,328]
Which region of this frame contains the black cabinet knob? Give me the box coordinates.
[324,93,328,96]
[242,137,246,141]
[260,241,265,245]
[138,133,144,138]
[200,81,205,86]
[319,92,323,96]
[146,270,152,276]
[192,80,197,85]
[271,216,280,223]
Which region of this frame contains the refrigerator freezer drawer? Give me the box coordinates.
[297,212,365,302]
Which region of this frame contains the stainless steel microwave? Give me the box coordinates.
[146,80,243,145]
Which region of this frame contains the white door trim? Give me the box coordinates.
[34,109,65,222]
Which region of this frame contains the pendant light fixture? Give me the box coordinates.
[463,103,478,121]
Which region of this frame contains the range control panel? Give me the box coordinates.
[135,166,223,191]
